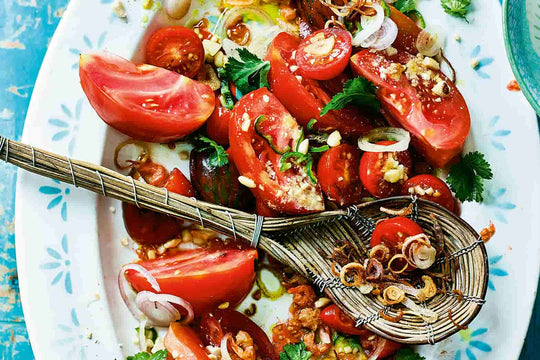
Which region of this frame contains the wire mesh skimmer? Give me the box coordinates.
[0,136,489,345]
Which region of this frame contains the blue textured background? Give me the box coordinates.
[0,0,538,358]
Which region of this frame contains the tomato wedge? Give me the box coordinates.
[267,32,372,137]
[164,323,210,360]
[146,26,205,78]
[206,106,232,146]
[296,28,352,80]
[79,50,215,142]
[229,88,324,214]
[389,5,421,54]
[125,248,257,315]
[320,304,369,336]
[350,49,470,167]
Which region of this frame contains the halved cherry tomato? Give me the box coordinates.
[370,216,423,249]
[206,106,232,146]
[389,5,421,54]
[229,88,324,214]
[401,174,454,211]
[79,51,214,142]
[266,32,372,137]
[125,248,257,314]
[146,26,205,78]
[200,309,279,360]
[320,304,369,336]
[350,50,470,167]
[164,168,196,197]
[359,333,402,359]
[359,141,412,198]
[164,323,210,360]
[122,202,182,245]
[296,28,352,80]
[317,144,363,207]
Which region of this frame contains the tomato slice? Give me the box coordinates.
[359,141,412,198]
[296,28,352,80]
[79,51,215,142]
[317,144,363,207]
[206,106,232,146]
[320,304,369,336]
[125,248,257,315]
[145,26,205,78]
[350,49,470,167]
[401,174,454,211]
[370,216,424,249]
[164,323,210,360]
[200,309,279,360]
[266,32,372,137]
[389,5,421,54]
[229,88,324,214]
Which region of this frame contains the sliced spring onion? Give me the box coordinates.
[352,4,385,46]
[306,155,317,183]
[357,127,411,152]
[255,115,291,155]
[309,145,330,153]
[307,118,317,130]
[255,265,287,300]
[279,151,307,172]
[360,17,398,50]
[416,24,446,57]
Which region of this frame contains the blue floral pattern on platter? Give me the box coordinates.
[470,46,494,79]
[39,179,70,222]
[488,255,509,291]
[56,309,87,359]
[69,33,107,68]
[488,116,511,151]
[454,328,492,360]
[48,99,83,155]
[40,235,72,294]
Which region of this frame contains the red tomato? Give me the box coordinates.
[359,333,402,359]
[256,200,280,217]
[266,32,372,137]
[401,174,454,211]
[145,27,204,78]
[79,51,215,142]
[317,144,363,207]
[359,141,412,198]
[122,202,182,245]
[200,309,279,360]
[206,106,232,146]
[164,323,210,360]
[229,88,325,214]
[389,5,421,54]
[164,168,196,197]
[370,216,423,249]
[296,28,352,80]
[134,161,169,187]
[125,248,257,315]
[350,50,470,168]
[320,304,369,336]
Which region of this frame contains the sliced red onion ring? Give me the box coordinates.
[221,333,233,360]
[118,264,161,321]
[357,127,411,152]
[135,291,195,327]
[352,4,385,46]
[416,24,446,56]
[402,234,436,269]
[122,264,161,292]
[360,17,398,50]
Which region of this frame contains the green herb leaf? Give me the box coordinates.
[280,342,312,360]
[394,0,417,14]
[309,145,329,153]
[321,77,380,116]
[218,68,235,110]
[395,347,426,360]
[222,48,270,96]
[193,135,229,167]
[440,0,471,19]
[127,350,169,360]
[446,151,493,203]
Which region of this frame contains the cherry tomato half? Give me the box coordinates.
[145,26,205,78]
[296,28,352,80]
[359,141,412,198]
[320,304,369,336]
[401,174,454,212]
[206,106,232,146]
[164,168,196,197]
[370,216,424,249]
[164,323,210,360]
[317,144,363,207]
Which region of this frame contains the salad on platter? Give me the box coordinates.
[76,0,496,358]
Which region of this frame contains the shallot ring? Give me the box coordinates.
[379,309,404,323]
[340,262,366,287]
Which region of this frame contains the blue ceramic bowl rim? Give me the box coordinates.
[502,0,540,115]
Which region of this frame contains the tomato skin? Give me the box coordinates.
[359,141,412,198]
[164,168,196,197]
[401,174,454,212]
[79,51,215,143]
[200,309,279,360]
[256,200,281,217]
[266,32,372,137]
[229,88,324,214]
[126,248,257,315]
[206,106,232,146]
[317,144,363,207]
[164,323,210,360]
[146,26,204,78]
[122,202,182,245]
[296,28,352,80]
[134,161,169,187]
[389,5,421,54]
[370,216,424,249]
[359,333,402,359]
[350,50,470,168]
[320,304,369,336]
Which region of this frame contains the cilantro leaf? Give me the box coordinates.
[446,151,493,203]
[395,347,426,360]
[440,0,471,19]
[193,135,229,167]
[280,342,312,360]
[321,77,380,116]
[127,350,168,360]
[394,0,417,14]
[222,48,270,96]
